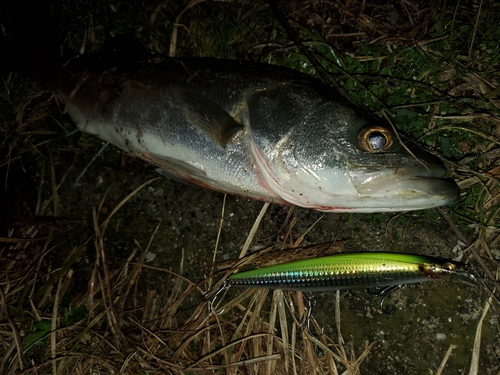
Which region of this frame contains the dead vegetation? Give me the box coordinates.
[1,183,374,374]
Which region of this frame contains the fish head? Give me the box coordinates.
[254,100,459,212]
[344,120,460,212]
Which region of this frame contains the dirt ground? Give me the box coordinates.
[27,146,497,375]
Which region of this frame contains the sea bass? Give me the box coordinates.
[54,57,459,212]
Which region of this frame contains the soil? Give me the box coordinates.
[32,143,498,375]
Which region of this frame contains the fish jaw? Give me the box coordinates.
[250,138,459,213]
[346,169,460,212]
[344,142,460,211]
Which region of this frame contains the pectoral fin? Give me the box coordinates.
[180,93,244,148]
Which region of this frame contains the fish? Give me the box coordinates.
[52,56,459,212]
[225,252,474,292]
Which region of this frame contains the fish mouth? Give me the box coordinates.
[346,139,460,210]
[348,164,460,209]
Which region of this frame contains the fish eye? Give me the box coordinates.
[358,126,393,153]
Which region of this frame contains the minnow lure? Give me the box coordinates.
[207,252,474,337]
[225,252,474,291]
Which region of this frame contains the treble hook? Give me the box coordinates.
[368,285,400,314]
[301,294,324,338]
[204,279,231,315]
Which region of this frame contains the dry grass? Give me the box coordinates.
[0,182,372,374]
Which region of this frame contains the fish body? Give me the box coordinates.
[227,252,472,292]
[55,57,459,212]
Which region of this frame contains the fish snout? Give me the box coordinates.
[348,162,460,209]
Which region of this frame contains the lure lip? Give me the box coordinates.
[444,263,477,286]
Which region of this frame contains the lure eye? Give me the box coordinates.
[442,262,457,273]
[358,125,393,153]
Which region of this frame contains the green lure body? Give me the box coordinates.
[227,252,469,291]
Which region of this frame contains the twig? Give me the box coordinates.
[218,241,344,271]
[0,288,26,372]
[74,142,108,185]
[51,276,64,375]
[239,202,269,259]
[169,0,207,57]
[436,207,500,290]
[268,0,353,103]
[436,344,457,375]
[208,194,226,289]
[469,293,494,375]
[468,0,483,57]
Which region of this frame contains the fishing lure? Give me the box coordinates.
[225,252,473,291]
[209,252,475,336]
